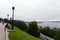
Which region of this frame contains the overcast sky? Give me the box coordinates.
[0,0,60,21]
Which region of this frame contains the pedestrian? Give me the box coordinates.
[5,24,8,31]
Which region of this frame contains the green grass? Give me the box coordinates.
[9,26,41,40]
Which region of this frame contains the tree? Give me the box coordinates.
[0,18,3,21]
[4,18,8,23]
[40,26,50,36]
[49,29,56,38]
[13,20,27,32]
[54,29,60,40]
[28,21,40,37]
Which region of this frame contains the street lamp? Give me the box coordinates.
[12,6,15,30]
[7,14,9,25]
[7,14,9,20]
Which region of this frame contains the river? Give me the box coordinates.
[26,21,60,28]
[38,21,60,28]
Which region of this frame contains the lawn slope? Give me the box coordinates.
[9,26,41,40]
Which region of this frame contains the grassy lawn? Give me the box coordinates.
[9,26,41,40]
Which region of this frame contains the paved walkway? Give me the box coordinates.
[40,33,54,40]
[0,23,9,40]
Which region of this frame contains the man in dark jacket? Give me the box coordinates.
[5,24,8,31]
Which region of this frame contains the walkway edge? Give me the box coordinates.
[6,29,9,40]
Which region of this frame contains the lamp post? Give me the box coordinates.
[7,14,9,20]
[7,14,9,25]
[12,6,15,30]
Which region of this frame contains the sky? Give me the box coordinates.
[0,0,60,21]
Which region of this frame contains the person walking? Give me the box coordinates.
[5,24,8,31]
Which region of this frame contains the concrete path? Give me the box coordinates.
[40,33,54,40]
[0,23,9,40]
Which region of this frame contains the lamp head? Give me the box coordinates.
[12,6,15,10]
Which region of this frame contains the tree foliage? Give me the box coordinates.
[54,29,60,40]
[0,18,3,21]
[28,21,40,37]
[13,20,27,32]
[40,26,57,38]
[40,26,50,36]
[4,18,9,23]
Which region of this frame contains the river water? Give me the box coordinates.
[26,21,60,28]
[38,21,60,28]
